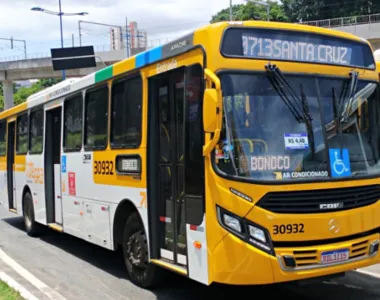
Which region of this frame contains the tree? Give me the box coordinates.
[0,78,62,111]
[283,0,380,23]
[210,1,289,23]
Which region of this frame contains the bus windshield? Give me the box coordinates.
[215,72,380,182]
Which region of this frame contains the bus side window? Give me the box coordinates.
[84,86,109,150]
[16,113,28,155]
[63,94,83,152]
[111,76,142,148]
[29,109,44,154]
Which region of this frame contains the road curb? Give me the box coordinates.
[0,271,39,300]
[356,269,380,279]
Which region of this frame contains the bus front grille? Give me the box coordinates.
[256,184,380,214]
[279,239,371,268]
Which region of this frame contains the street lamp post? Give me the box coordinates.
[31,1,88,80]
[244,0,270,21]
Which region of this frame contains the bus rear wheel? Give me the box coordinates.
[122,212,162,288]
[23,192,40,237]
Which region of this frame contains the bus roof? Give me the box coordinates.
[1,20,373,118]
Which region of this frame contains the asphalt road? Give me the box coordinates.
[0,207,379,300]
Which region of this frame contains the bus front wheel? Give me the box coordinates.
[122,212,162,288]
[23,192,40,237]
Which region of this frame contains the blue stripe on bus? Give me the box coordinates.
[135,45,163,68]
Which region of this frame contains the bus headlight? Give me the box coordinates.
[216,205,274,255]
[223,214,242,233]
[248,225,266,243]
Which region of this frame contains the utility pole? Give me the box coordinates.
[79,20,82,46]
[230,0,233,21]
[0,37,27,59]
[126,17,130,57]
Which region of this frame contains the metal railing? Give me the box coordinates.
[301,13,380,28]
[0,44,112,63]
[0,35,184,63]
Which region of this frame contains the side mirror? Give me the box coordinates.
[203,88,218,133]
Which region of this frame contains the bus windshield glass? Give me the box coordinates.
[215,72,380,181]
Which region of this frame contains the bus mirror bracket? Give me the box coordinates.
[203,68,222,156]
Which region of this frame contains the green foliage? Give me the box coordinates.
[0,78,62,111]
[0,280,23,300]
[211,0,380,23]
[211,1,289,23]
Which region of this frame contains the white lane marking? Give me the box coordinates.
[356,269,380,279]
[0,248,67,300]
[0,271,40,300]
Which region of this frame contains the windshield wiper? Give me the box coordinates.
[265,63,315,153]
[332,87,344,151]
[342,71,359,122]
[300,83,315,156]
[265,63,304,123]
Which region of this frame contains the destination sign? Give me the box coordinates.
[221,28,375,69]
[242,35,351,65]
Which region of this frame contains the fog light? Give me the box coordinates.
[369,241,379,255]
[283,255,296,268]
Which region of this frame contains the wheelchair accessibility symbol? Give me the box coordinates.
[329,148,351,178]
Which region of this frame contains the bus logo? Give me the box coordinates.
[328,219,340,234]
[320,203,343,210]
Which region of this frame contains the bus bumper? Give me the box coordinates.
[211,231,380,285]
[271,232,379,283]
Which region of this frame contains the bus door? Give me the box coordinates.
[148,63,205,272]
[44,107,63,225]
[6,121,16,210]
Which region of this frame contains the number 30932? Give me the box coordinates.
[273,224,304,235]
[94,161,114,175]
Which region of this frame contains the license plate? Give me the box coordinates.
[321,249,349,264]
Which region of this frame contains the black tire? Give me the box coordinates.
[122,212,163,288]
[23,192,40,237]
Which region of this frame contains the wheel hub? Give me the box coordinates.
[126,232,147,268]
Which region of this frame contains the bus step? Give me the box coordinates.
[48,223,63,232]
[150,259,187,276]
[9,208,17,214]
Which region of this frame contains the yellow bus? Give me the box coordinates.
[1,20,380,288]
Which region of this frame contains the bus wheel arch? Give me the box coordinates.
[113,199,143,251]
[114,199,164,288]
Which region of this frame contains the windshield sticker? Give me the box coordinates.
[276,171,329,180]
[215,149,228,160]
[222,140,234,152]
[284,133,309,150]
[251,155,290,171]
[329,148,351,178]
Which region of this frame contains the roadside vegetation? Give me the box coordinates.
[0,280,23,300]
[0,78,62,111]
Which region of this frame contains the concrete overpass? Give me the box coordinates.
[301,13,380,50]
[0,49,125,109]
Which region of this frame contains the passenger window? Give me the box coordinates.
[0,121,6,156]
[64,94,83,152]
[84,86,109,150]
[29,109,44,154]
[16,113,28,154]
[111,76,142,148]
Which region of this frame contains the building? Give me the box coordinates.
[109,21,147,55]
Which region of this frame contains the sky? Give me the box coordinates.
[0,0,249,60]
